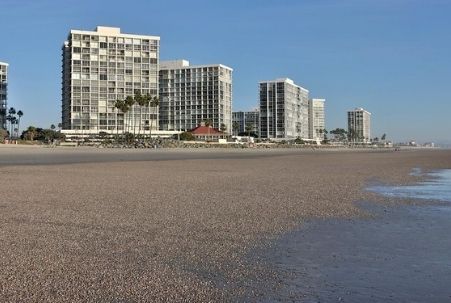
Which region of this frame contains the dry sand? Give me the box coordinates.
[0,148,450,301]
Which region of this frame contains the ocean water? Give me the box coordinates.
[248,169,451,302]
[368,169,451,202]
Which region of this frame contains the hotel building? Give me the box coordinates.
[232,110,259,135]
[0,62,7,130]
[259,78,309,139]
[308,98,325,141]
[61,26,160,135]
[159,60,233,133]
[347,107,371,143]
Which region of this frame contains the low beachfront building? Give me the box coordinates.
[189,123,227,141]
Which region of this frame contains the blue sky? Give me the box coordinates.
[1,0,450,143]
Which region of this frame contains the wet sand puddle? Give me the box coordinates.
[368,169,451,203]
[251,169,451,302]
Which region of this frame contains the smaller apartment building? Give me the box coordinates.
[159,60,232,134]
[348,107,371,143]
[232,110,259,135]
[308,98,325,141]
[259,78,309,139]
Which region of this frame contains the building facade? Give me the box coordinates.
[259,78,309,139]
[232,110,259,135]
[159,60,233,134]
[0,62,8,130]
[347,107,371,143]
[308,98,325,141]
[61,26,160,135]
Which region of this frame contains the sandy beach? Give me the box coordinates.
[0,147,450,301]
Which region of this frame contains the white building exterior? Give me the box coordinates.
[308,98,325,141]
[159,60,233,133]
[0,62,8,130]
[259,78,309,139]
[347,107,371,143]
[61,26,160,135]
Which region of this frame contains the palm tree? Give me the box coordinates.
[245,122,253,139]
[148,95,159,140]
[17,110,23,135]
[8,107,16,139]
[232,121,239,136]
[322,128,328,142]
[114,99,124,141]
[10,116,17,140]
[204,119,213,141]
[348,129,356,145]
[124,95,135,135]
[220,123,227,133]
[318,128,323,141]
[115,99,131,143]
[134,91,147,138]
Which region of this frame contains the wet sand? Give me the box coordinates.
[0,147,450,301]
[255,201,451,302]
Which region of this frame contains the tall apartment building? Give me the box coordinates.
[62,26,160,135]
[259,78,309,139]
[308,98,325,141]
[159,60,232,133]
[347,107,371,143]
[232,110,259,135]
[0,62,8,130]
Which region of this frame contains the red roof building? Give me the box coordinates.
[189,124,227,141]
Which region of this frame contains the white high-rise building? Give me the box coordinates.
[308,98,325,141]
[61,26,160,135]
[259,78,309,139]
[347,107,371,143]
[159,60,233,133]
[0,62,8,130]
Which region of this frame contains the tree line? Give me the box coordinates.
[0,107,24,140]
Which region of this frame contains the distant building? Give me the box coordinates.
[259,78,309,139]
[308,98,325,141]
[159,60,233,134]
[61,26,160,135]
[347,107,371,143]
[232,110,259,135]
[0,61,8,130]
